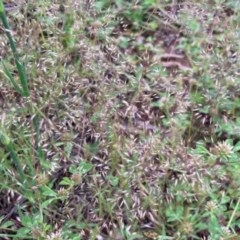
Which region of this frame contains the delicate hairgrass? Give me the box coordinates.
[0,0,29,97]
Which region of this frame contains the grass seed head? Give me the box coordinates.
[211,141,234,159]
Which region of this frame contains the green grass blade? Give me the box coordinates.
[32,113,46,170]
[6,144,26,183]
[0,0,4,13]
[15,59,29,97]
[227,197,240,229]
[2,61,24,95]
[0,127,25,182]
[0,0,29,97]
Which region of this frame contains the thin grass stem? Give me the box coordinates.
[227,197,240,229]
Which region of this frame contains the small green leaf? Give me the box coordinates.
[143,0,157,6]
[1,220,14,228]
[234,141,240,152]
[19,215,32,227]
[60,177,74,186]
[106,175,119,187]
[0,129,10,145]
[42,186,57,197]
[79,161,93,174]
[41,198,56,208]
[16,227,31,236]
[189,19,201,33]
[166,205,184,222]
[65,142,73,157]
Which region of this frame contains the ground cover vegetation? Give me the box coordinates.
[0,0,240,239]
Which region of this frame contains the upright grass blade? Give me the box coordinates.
[2,60,24,94]
[32,113,46,169]
[0,0,29,97]
[227,197,240,229]
[0,127,25,183]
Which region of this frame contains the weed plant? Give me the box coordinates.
[0,0,240,239]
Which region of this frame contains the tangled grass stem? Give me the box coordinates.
[0,0,29,97]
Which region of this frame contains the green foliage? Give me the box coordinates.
[1,0,240,239]
[61,13,75,49]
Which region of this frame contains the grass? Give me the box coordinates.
[0,0,240,239]
[0,0,29,97]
